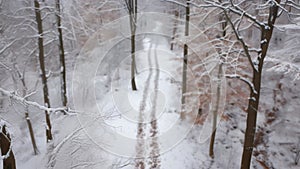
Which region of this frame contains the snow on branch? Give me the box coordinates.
[265,57,300,81]
[200,0,265,28]
[0,87,76,115]
[163,0,187,7]
[48,127,83,168]
[223,11,258,72]
[225,74,257,94]
[0,38,20,55]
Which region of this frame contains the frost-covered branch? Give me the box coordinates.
[48,127,83,168]
[225,74,257,94]
[0,38,20,55]
[200,0,265,27]
[0,87,76,115]
[265,57,300,80]
[163,0,187,7]
[223,11,257,72]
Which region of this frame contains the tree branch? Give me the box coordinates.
[225,74,257,94]
[223,11,257,72]
[0,87,76,115]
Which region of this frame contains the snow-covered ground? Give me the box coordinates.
[1,3,300,169]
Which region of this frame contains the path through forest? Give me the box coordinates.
[82,18,185,169]
[135,40,161,169]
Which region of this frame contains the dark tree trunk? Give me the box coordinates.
[12,63,38,154]
[241,70,261,169]
[0,125,16,169]
[131,30,137,91]
[25,112,38,155]
[180,0,190,119]
[241,1,280,168]
[34,0,53,142]
[55,0,67,113]
[126,0,138,91]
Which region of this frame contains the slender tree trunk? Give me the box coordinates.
[34,0,53,142]
[241,1,280,168]
[131,28,137,91]
[12,63,39,154]
[209,63,223,158]
[25,112,38,155]
[209,8,227,158]
[55,0,67,114]
[180,0,190,119]
[130,0,137,91]
[170,10,179,50]
[0,125,16,169]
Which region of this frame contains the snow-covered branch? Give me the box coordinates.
[162,0,187,7]
[48,127,83,168]
[0,38,20,55]
[201,0,265,28]
[223,11,257,72]
[266,57,300,81]
[0,87,76,115]
[225,74,257,94]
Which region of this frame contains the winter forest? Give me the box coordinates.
[0,0,300,169]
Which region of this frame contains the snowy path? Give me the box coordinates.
[135,42,161,169]
[72,16,195,169]
[148,45,161,168]
[135,42,154,169]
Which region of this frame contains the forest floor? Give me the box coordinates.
[1,13,300,169]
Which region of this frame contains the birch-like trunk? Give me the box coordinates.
[209,8,227,158]
[180,0,190,119]
[209,63,223,158]
[170,10,178,50]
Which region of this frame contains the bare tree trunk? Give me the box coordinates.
[170,10,178,50]
[209,63,223,158]
[0,125,16,169]
[12,61,39,155]
[25,112,38,155]
[180,0,190,119]
[241,1,280,168]
[34,0,53,142]
[127,0,138,91]
[209,8,226,158]
[131,29,137,91]
[55,0,67,114]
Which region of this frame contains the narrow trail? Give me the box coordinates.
[135,43,153,169]
[148,45,161,169]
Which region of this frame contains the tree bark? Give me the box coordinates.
[209,7,227,157]
[180,0,190,119]
[170,10,179,50]
[131,31,137,91]
[241,1,280,168]
[34,0,53,142]
[55,0,67,114]
[127,0,138,91]
[0,125,16,169]
[25,112,38,155]
[209,63,223,158]
[12,63,39,154]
